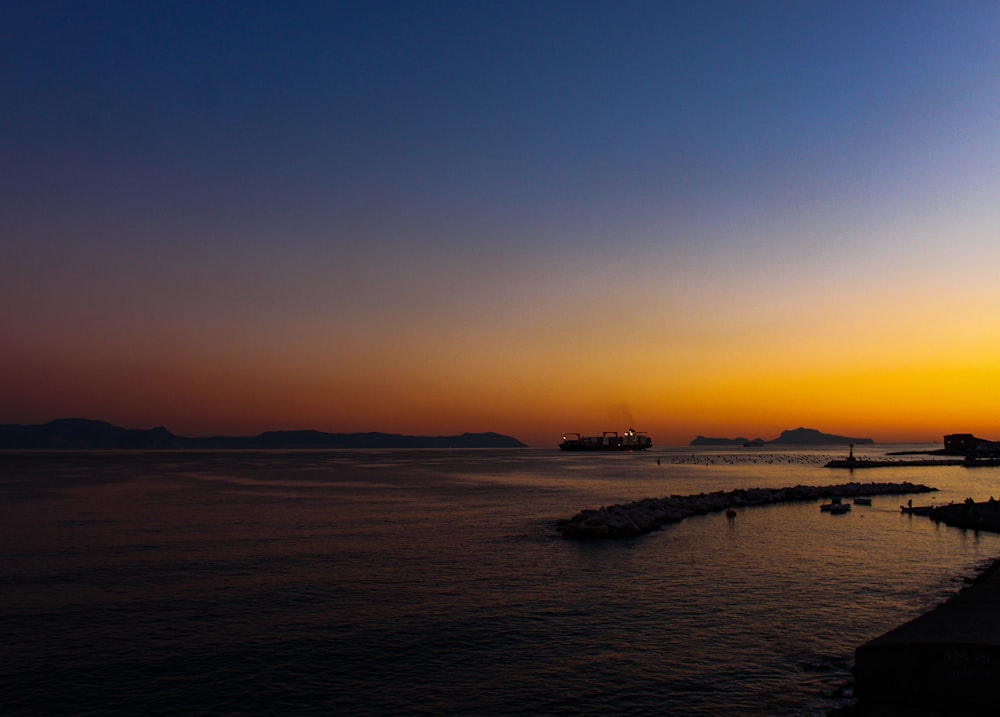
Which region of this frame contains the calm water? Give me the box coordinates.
[4,445,1000,716]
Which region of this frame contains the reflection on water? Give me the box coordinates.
[2,446,999,716]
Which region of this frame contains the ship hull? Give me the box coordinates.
[559,442,652,451]
[559,430,652,451]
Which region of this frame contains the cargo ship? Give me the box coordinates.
[559,428,652,451]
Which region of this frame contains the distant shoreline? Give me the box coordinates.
[0,418,528,450]
[691,427,875,446]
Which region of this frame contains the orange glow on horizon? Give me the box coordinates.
[5,291,1000,447]
[5,344,997,448]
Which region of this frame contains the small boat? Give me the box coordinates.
[900,505,934,516]
[559,428,652,452]
[821,497,851,513]
[854,497,872,506]
[726,508,737,519]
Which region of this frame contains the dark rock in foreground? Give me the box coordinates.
[557,482,936,540]
[853,558,1000,715]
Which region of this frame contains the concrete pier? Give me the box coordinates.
[825,458,964,468]
[852,560,1000,715]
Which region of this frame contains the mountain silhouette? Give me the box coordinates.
[691,427,873,446]
[0,418,528,449]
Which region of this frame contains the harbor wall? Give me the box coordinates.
[853,560,1000,714]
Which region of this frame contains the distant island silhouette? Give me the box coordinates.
[0,418,528,450]
[691,427,874,446]
[690,436,763,446]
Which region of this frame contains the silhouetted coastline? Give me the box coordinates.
[691,427,875,446]
[0,418,527,450]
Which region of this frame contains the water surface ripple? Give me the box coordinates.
[3,446,998,715]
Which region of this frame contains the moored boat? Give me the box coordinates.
[821,496,851,513]
[900,505,934,516]
[559,428,652,452]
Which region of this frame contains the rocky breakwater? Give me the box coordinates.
[557,481,935,540]
[929,499,1000,533]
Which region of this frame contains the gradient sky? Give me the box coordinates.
[3,1,1000,446]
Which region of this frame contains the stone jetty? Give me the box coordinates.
[557,482,935,540]
[825,458,964,468]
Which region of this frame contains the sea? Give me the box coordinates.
[4,444,1000,716]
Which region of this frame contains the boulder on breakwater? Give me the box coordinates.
[557,482,936,540]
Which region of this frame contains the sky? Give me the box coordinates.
[3,1,1000,446]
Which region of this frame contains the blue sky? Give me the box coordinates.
[3,1,1000,444]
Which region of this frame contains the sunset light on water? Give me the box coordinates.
[4,3,1000,715]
